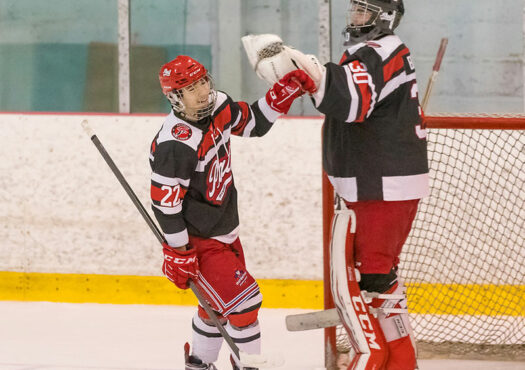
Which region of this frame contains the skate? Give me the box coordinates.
[184,342,217,370]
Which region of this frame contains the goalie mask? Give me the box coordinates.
[343,0,404,45]
[159,56,217,122]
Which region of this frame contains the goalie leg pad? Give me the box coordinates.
[330,209,388,369]
[369,280,417,370]
[383,336,416,370]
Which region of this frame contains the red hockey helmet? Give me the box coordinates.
[159,56,217,121]
[159,55,208,94]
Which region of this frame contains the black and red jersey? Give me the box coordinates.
[313,35,429,201]
[149,92,280,247]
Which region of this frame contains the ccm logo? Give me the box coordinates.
[352,295,382,350]
[164,255,196,264]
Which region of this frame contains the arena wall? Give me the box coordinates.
[0,113,324,307]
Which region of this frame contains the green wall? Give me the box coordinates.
[0,43,211,113]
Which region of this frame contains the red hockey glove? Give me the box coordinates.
[162,243,199,290]
[265,69,317,114]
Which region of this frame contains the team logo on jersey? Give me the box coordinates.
[172,123,192,141]
[234,269,247,286]
[206,149,232,205]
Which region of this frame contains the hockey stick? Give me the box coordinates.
[421,37,448,112]
[286,290,406,332]
[80,120,283,369]
[286,308,340,331]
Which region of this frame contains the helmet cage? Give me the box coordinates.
[166,73,217,122]
[344,0,404,45]
[347,1,382,30]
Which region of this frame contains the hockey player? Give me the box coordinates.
[299,0,425,368]
[313,0,427,368]
[151,55,315,370]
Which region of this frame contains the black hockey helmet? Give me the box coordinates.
[343,0,404,45]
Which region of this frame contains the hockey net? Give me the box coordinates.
[323,114,525,368]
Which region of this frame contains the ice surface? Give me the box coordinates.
[1,302,523,370]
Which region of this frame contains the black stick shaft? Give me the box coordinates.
[82,121,241,360]
[90,134,165,244]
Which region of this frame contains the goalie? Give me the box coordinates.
[243,0,428,369]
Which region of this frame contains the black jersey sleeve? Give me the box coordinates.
[229,96,280,137]
[150,141,196,247]
[315,46,385,123]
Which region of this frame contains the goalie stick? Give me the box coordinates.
[80,120,283,369]
[286,308,340,331]
[421,37,448,113]
[286,290,406,332]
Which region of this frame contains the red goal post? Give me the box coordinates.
[323,113,525,368]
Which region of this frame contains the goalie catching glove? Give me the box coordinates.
[162,243,199,290]
[266,70,316,114]
[242,33,325,89]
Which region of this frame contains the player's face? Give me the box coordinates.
[349,3,373,27]
[180,77,211,119]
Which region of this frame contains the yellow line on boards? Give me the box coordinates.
[408,283,525,316]
[0,271,320,308]
[0,272,523,316]
[0,271,197,305]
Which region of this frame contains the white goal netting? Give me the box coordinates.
[328,114,524,366]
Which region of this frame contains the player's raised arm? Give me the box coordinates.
[230,69,316,138]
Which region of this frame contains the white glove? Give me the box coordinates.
[242,34,325,89]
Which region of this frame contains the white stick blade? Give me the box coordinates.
[239,351,285,368]
[81,119,94,138]
[285,308,341,331]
